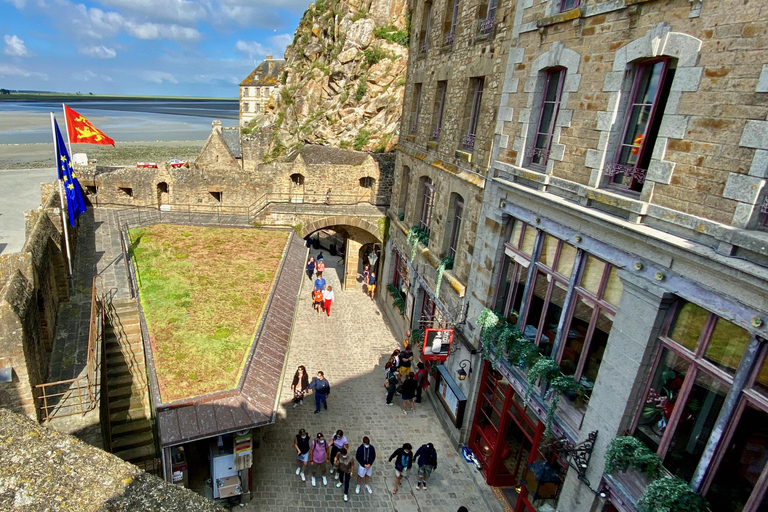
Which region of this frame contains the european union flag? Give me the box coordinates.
[54,118,87,227]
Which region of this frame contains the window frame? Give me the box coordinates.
[479,0,498,35]
[421,2,432,53]
[606,58,673,194]
[411,83,423,135]
[431,81,448,142]
[526,67,566,171]
[462,77,485,151]
[447,197,464,260]
[559,0,580,13]
[399,166,410,216]
[418,178,435,235]
[444,0,460,46]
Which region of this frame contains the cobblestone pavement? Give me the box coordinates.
[247,249,503,512]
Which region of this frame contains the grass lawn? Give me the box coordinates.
[128,224,289,402]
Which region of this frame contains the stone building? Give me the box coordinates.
[239,56,285,126]
[384,0,768,511]
[380,0,515,417]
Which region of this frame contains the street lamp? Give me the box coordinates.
[456,359,472,381]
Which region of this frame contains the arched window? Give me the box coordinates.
[360,176,375,188]
[290,173,305,187]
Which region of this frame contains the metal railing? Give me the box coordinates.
[478,16,496,35]
[36,276,104,421]
[247,191,390,219]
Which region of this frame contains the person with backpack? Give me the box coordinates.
[329,429,349,479]
[414,442,438,490]
[333,447,355,502]
[367,272,376,300]
[309,432,330,487]
[309,370,330,413]
[387,443,413,494]
[384,367,398,406]
[355,436,376,494]
[415,362,429,403]
[293,428,311,481]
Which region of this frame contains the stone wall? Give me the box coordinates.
[0,188,70,420]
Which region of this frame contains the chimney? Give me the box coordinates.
[266,55,273,60]
[212,120,222,134]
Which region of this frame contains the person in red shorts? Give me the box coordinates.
[323,285,335,317]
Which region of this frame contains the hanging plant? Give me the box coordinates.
[410,328,424,348]
[638,476,709,512]
[605,436,662,478]
[525,357,560,399]
[387,284,406,316]
[435,256,453,299]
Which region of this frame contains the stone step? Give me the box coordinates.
[104,333,143,348]
[114,444,156,464]
[111,418,152,437]
[110,406,151,425]
[109,395,149,413]
[105,322,142,335]
[105,341,144,357]
[106,351,144,367]
[111,430,155,451]
[107,363,146,379]
[107,382,148,401]
[107,373,148,388]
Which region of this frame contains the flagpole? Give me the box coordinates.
[50,112,74,292]
[62,103,74,158]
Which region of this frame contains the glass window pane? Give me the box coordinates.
[755,353,768,396]
[635,349,689,453]
[603,266,623,307]
[538,104,555,139]
[538,279,568,357]
[669,301,708,352]
[510,220,523,248]
[663,370,728,482]
[494,255,514,314]
[502,421,533,481]
[580,255,605,296]
[545,70,562,101]
[521,226,537,256]
[707,402,768,512]
[538,234,558,268]
[556,243,577,279]
[704,318,751,375]
[523,271,548,343]
[639,62,664,105]
[561,295,595,376]
[510,264,530,324]
[582,309,613,391]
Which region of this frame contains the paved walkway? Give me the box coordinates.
[247,249,503,512]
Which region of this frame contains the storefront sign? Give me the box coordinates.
[435,365,467,428]
[423,328,453,361]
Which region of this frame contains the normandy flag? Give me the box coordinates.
[64,104,115,146]
[54,118,87,226]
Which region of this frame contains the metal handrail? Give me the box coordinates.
[36,275,103,421]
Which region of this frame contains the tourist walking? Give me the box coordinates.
[313,288,324,313]
[309,432,330,487]
[334,447,355,502]
[313,273,326,294]
[309,371,330,413]
[323,285,335,317]
[388,443,413,494]
[414,442,437,490]
[306,256,315,280]
[399,341,414,378]
[362,263,370,289]
[355,436,376,494]
[293,428,310,481]
[291,365,309,408]
[329,429,349,478]
[401,372,417,415]
[415,362,429,403]
[384,366,399,405]
[316,256,326,276]
[367,272,376,300]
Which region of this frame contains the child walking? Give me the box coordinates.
[323,285,335,317]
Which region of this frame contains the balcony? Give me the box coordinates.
[462,133,476,151]
[525,147,550,168]
[478,16,495,36]
[604,162,647,193]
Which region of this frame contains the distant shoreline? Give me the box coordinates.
[0,93,238,102]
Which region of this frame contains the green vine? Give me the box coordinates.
[407,225,430,261]
[638,476,709,512]
[434,257,453,299]
[387,284,406,316]
[477,307,584,438]
[410,328,424,348]
[605,436,662,478]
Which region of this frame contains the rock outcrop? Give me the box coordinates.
[255,0,409,155]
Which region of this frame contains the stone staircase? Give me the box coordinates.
[103,298,157,467]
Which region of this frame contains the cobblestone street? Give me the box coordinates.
[247,249,503,512]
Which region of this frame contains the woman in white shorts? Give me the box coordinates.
[294,428,311,481]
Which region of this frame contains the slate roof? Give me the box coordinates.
[222,127,242,158]
[239,58,286,87]
[154,232,305,447]
[285,144,371,166]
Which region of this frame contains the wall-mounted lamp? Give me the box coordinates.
[457,359,472,381]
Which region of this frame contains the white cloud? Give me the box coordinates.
[142,70,179,84]
[98,0,206,25]
[125,21,200,41]
[79,45,117,59]
[234,40,269,60]
[268,33,293,57]
[0,63,47,79]
[4,0,28,8]
[71,69,114,82]
[4,34,30,57]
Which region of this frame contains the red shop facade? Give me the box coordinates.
[469,360,568,512]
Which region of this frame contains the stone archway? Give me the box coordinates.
[301,216,383,290]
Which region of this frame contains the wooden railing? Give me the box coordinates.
[36,276,104,422]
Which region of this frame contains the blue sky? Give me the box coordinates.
[0,0,313,97]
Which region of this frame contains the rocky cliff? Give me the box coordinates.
[254,0,409,156]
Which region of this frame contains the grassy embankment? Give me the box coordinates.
[128,224,288,402]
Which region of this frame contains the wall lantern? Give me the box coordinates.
[456,359,472,381]
[524,460,562,501]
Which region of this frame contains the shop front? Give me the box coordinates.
[469,361,567,511]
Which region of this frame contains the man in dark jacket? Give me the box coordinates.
[414,443,438,490]
[309,371,330,414]
[355,436,376,494]
[388,443,413,494]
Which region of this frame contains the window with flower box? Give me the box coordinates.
[631,299,768,511]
